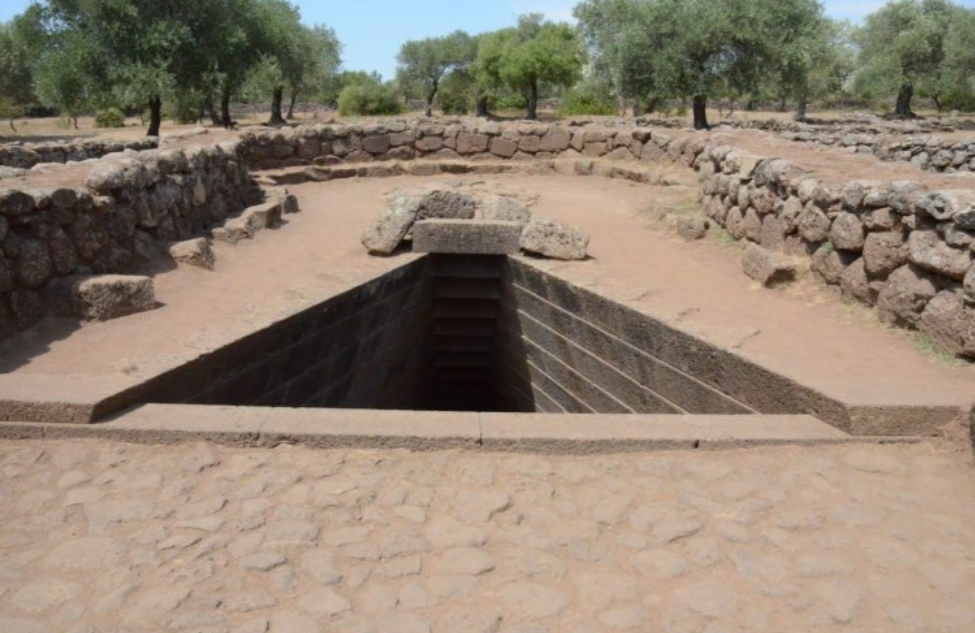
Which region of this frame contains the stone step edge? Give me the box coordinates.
[0,405,926,454]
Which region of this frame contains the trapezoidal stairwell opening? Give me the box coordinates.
[136,254,815,418]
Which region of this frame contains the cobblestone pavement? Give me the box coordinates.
[1,438,975,633]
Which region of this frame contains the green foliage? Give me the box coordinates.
[558,81,617,115]
[438,68,477,114]
[474,15,584,119]
[575,0,843,124]
[396,30,475,115]
[94,107,126,128]
[852,0,974,114]
[337,79,404,116]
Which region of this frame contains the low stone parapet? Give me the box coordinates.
[696,142,975,359]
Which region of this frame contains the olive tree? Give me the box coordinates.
[575,0,834,129]
[474,15,584,120]
[853,0,961,117]
[396,31,475,117]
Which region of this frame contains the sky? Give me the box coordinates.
[3,0,975,81]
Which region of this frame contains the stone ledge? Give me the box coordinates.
[413,219,523,255]
[0,407,930,453]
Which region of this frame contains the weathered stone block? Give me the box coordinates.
[914,190,975,222]
[742,243,797,287]
[539,128,571,152]
[419,191,476,220]
[478,196,531,225]
[456,133,490,155]
[413,219,522,255]
[362,134,391,155]
[863,231,908,278]
[742,208,763,242]
[797,204,831,242]
[908,230,972,280]
[839,259,876,306]
[361,195,420,256]
[50,274,156,321]
[520,217,589,260]
[489,138,518,158]
[919,291,975,359]
[876,265,939,327]
[15,239,54,289]
[669,214,709,241]
[830,212,865,252]
[169,238,215,270]
[811,245,855,285]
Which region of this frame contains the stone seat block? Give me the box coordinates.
[413,219,523,255]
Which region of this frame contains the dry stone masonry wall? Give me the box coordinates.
[0,138,158,173]
[240,120,705,170]
[0,140,262,337]
[696,145,975,359]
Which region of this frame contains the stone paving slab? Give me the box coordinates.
[0,406,874,453]
[1,438,974,633]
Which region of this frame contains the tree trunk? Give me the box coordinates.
[8,117,16,132]
[205,97,221,126]
[692,95,710,130]
[794,95,808,122]
[287,90,298,119]
[221,91,233,129]
[526,79,539,120]
[895,84,915,118]
[475,95,489,118]
[72,114,78,130]
[932,94,942,112]
[425,79,439,117]
[268,86,287,127]
[147,95,162,136]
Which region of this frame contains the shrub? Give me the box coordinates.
[558,84,617,116]
[338,82,404,116]
[94,107,125,128]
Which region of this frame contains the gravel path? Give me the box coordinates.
[1,438,974,633]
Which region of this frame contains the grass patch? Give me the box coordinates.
[908,331,962,367]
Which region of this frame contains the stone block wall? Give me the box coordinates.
[138,258,435,410]
[0,138,158,171]
[0,140,261,337]
[240,121,706,169]
[696,145,975,358]
[502,260,867,429]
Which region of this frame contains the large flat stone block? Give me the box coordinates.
[413,219,522,255]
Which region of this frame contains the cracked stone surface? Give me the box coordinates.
[1,439,975,632]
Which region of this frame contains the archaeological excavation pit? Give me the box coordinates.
[129,254,845,422]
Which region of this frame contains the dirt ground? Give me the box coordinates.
[2,437,975,633]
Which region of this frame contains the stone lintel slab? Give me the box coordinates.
[413,219,522,255]
[0,406,929,453]
[479,413,856,453]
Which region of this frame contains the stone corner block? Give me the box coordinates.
[413,219,523,255]
[49,274,156,322]
[742,243,797,287]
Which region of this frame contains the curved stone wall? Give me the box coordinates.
[0,138,158,171]
[0,140,261,336]
[240,120,705,168]
[696,145,975,358]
